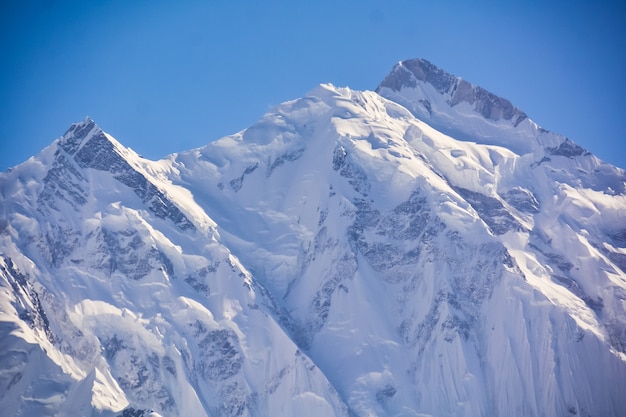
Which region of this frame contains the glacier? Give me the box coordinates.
[1,58,625,416]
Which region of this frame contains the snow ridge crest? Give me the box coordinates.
[377,58,527,125]
[51,116,197,231]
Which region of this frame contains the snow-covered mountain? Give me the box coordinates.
[1,58,625,417]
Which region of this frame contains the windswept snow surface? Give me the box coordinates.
[2,59,626,416]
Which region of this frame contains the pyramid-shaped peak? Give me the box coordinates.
[58,116,103,156]
[378,58,458,94]
[55,117,138,175]
[377,58,528,132]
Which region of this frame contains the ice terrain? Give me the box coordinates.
[1,58,625,416]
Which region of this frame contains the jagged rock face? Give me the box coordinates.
[379,58,457,94]
[378,58,527,125]
[61,120,196,231]
[1,61,626,417]
[376,58,543,156]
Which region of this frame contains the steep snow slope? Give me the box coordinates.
[1,59,626,416]
[0,119,349,416]
[168,78,626,415]
[377,59,626,348]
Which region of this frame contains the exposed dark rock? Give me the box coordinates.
[378,58,456,94]
[547,139,590,158]
[60,118,96,154]
[38,225,81,267]
[185,263,218,295]
[442,315,471,342]
[162,355,177,377]
[552,275,604,313]
[503,187,540,214]
[1,257,53,341]
[377,58,527,124]
[230,162,259,191]
[455,187,526,235]
[607,319,626,354]
[333,146,369,195]
[57,121,196,231]
[38,153,88,214]
[117,407,152,417]
[332,145,347,171]
[100,228,174,280]
[453,81,527,125]
[267,149,305,176]
[376,385,397,403]
[194,328,243,381]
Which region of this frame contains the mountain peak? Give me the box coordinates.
[2,61,626,417]
[58,116,102,155]
[378,58,457,94]
[376,58,538,154]
[46,118,197,231]
[377,58,527,125]
[57,117,134,171]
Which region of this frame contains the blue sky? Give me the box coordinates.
[2,0,625,170]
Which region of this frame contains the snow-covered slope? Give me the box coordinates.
[0,119,349,417]
[1,59,625,416]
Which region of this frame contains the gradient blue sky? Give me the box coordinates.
[2,0,625,170]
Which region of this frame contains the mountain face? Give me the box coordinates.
[1,59,625,417]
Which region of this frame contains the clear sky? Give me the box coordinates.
[2,0,625,171]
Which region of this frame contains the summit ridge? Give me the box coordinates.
[1,59,625,417]
[378,58,527,125]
